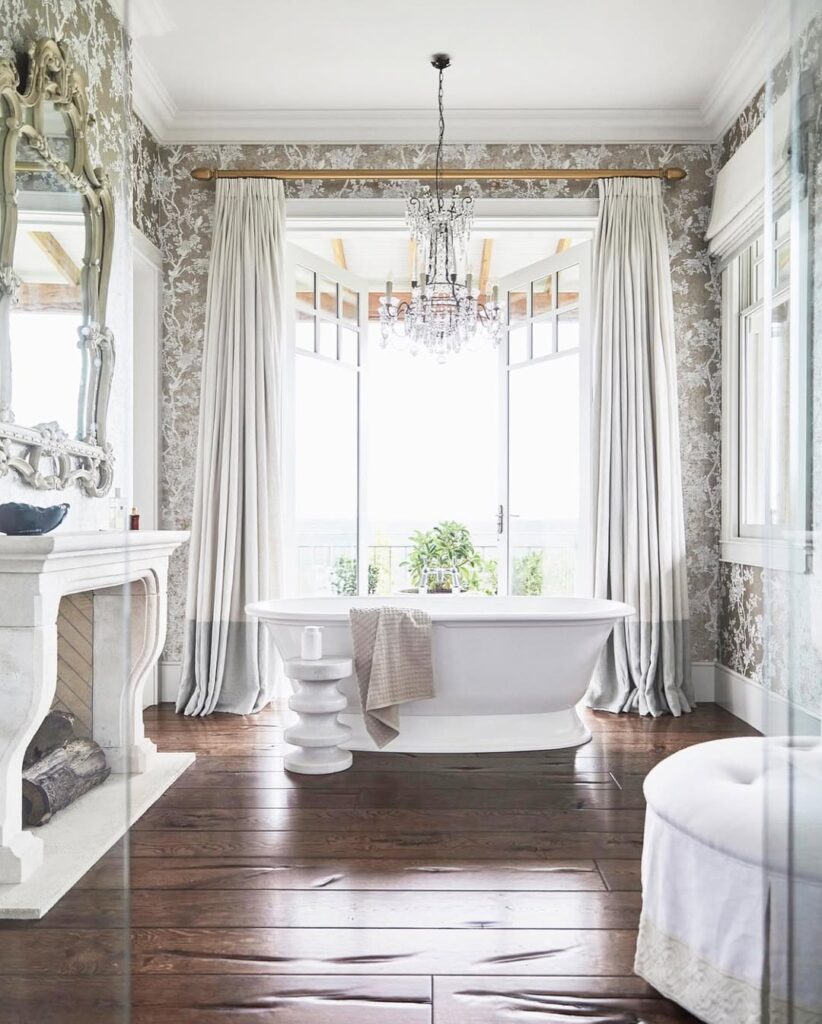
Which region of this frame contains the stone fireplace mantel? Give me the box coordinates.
[0,529,193,918]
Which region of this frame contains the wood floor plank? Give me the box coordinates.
[0,978,130,1024]
[152,788,362,810]
[0,929,126,975]
[0,976,432,1024]
[354,785,647,811]
[188,752,674,773]
[2,927,639,978]
[432,976,700,1022]
[128,829,644,860]
[39,889,641,930]
[133,806,646,834]
[133,975,432,1023]
[130,926,640,976]
[171,768,617,789]
[75,858,607,892]
[595,859,643,891]
[153,782,645,811]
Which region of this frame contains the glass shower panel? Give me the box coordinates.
[759,5,821,1022]
[0,13,134,1020]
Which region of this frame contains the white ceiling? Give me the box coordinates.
[119,0,796,145]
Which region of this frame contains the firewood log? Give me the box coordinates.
[22,738,110,826]
[23,710,76,769]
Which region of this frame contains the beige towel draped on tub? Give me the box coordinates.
[349,607,435,748]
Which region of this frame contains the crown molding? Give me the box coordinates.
[701,1,821,143]
[142,106,713,146]
[131,44,177,138]
[106,0,175,39]
[701,13,782,141]
[126,4,817,148]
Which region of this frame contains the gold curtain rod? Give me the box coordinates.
[190,166,686,183]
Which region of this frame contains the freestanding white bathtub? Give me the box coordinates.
[247,595,633,753]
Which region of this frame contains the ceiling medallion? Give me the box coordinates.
[379,54,503,361]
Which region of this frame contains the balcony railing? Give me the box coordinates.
[296,541,575,597]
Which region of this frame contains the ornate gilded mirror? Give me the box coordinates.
[0,38,114,494]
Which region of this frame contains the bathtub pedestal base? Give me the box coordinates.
[340,706,592,754]
[284,658,354,775]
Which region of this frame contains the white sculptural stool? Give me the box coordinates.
[284,657,354,775]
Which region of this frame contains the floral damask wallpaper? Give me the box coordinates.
[150,142,722,665]
[131,112,162,250]
[718,562,764,681]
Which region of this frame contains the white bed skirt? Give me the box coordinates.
[634,739,822,1024]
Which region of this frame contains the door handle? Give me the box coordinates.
[497,505,521,535]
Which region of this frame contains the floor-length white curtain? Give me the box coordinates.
[585,177,693,717]
[176,178,284,716]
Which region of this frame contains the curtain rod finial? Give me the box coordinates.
[192,167,216,181]
[664,167,687,181]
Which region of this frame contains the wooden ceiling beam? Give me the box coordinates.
[17,282,81,312]
[331,238,347,270]
[28,231,81,286]
[478,239,493,297]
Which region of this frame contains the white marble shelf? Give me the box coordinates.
[0,751,194,919]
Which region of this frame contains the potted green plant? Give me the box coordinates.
[402,521,496,594]
[330,555,380,596]
[512,550,545,595]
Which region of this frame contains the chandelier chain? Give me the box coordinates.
[436,66,445,211]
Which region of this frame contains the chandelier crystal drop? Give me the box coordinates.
[379,54,503,361]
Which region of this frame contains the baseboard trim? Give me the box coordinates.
[153,658,819,736]
[157,660,181,705]
[691,661,716,702]
[714,663,821,736]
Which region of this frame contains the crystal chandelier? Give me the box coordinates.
[379,54,503,361]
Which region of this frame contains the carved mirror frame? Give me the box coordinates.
[0,38,115,495]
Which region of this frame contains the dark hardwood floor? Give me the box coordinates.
[0,704,758,1022]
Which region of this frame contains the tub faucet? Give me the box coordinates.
[419,565,461,594]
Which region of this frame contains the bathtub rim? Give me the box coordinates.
[247,595,635,627]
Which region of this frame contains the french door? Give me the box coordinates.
[497,242,592,597]
[283,244,370,596]
[284,238,592,598]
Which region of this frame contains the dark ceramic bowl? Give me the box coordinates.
[0,502,70,536]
